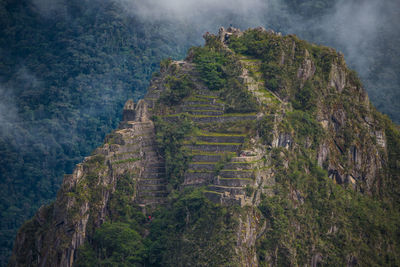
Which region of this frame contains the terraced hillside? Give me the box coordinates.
[111,100,168,210]
[10,27,400,267]
[175,93,258,205]
[136,34,291,206]
[125,47,281,206]
[142,56,271,205]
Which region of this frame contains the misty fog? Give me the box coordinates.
[3,0,399,142]
[23,0,400,122]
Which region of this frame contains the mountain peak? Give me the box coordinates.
[9,28,400,267]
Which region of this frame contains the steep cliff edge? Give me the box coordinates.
[9,27,400,266]
[8,98,166,266]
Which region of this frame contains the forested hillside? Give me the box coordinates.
[1,0,399,265]
[9,27,400,267]
[0,0,188,263]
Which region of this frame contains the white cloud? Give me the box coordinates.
[116,0,270,21]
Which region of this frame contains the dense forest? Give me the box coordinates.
[0,0,399,265]
[0,0,188,263]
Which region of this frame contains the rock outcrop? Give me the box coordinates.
[9,95,166,266]
[9,27,400,267]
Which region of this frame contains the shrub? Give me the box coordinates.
[221,79,259,113]
[146,188,238,266]
[160,74,194,105]
[261,62,281,92]
[76,222,145,267]
[257,116,275,145]
[154,115,194,189]
[292,81,317,112]
[191,47,231,90]
[287,110,323,148]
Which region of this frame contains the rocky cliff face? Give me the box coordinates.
[9,99,166,266]
[9,27,400,266]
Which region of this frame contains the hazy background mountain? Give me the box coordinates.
[0,0,399,264]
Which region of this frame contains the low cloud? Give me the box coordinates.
[30,0,396,79]
[114,0,395,75]
[116,0,270,22]
[0,66,44,137]
[289,0,390,76]
[26,0,400,119]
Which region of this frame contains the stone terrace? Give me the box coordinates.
[138,58,280,206]
[114,119,168,211]
[158,86,259,205]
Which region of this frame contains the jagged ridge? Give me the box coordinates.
[9,27,400,267]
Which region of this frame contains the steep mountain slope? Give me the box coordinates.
[2,1,400,264]
[8,27,400,266]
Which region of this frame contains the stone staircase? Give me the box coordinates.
[239,57,283,107]
[137,161,168,207]
[113,119,168,210]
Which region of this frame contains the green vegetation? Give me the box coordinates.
[191,45,233,90]
[3,1,400,264]
[66,154,108,221]
[190,151,237,157]
[105,132,125,145]
[154,115,194,189]
[76,222,146,267]
[292,81,317,112]
[108,172,138,221]
[190,41,259,113]
[214,153,234,175]
[228,30,281,61]
[190,141,241,146]
[261,62,281,92]
[229,30,298,100]
[244,185,254,197]
[197,131,246,137]
[257,116,275,145]
[228,29,332,112]
[222,79,260,113]
[146,188,239,266]
[165,112,257,119]
[0,0,186,261]
[2,1,400,263]
[379,113,400,207]
[204,120,257,135]
[76,187,238,266]
[159,74,194,105]
[258,154,400,266]
[225,30,400,265]
[76,172,147,266]
[286,110,324,148]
